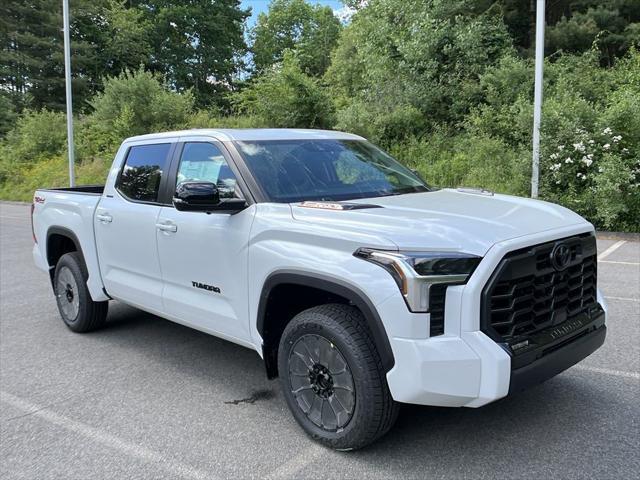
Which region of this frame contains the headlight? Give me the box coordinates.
[354,248,481,313]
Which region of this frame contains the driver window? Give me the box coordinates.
[176,142,239,199]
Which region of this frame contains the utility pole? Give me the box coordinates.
[63,0,75,186]
[531,0,545,198]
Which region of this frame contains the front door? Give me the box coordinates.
[156,141,255,343]
[95,141,174,312]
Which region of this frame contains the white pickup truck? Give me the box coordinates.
[32,129,607,449]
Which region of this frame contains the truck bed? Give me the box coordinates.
[32,185,108,301]
[37,185,104,195]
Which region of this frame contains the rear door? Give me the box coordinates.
[156,139,256,343]
[95,139,176,312]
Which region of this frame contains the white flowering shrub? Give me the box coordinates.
[542,126,639,230]
[546,127,626,187]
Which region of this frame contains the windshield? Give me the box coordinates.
[234,139,430,203]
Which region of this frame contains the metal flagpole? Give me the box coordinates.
[62,0,75,187]
[531,0,545,198]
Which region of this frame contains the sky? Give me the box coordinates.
[240,0,346,28]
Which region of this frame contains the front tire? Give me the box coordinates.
[278,304,399,450]
[53,252,108,332]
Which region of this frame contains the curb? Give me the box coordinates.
[596,231,640,241]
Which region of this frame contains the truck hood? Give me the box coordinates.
[290,189,590,256]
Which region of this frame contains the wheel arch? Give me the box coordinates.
[257,271,395,379]
[46,227,84,284]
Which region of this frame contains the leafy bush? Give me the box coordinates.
[233,52,334,128]
[81,69,195,157]
[460,48,640,231]
[187,111,267,129]
[534,50,640,231]
[326,0,515,134]
[0,110,67,163]
[335,103,427,145]
[0,155,110,202]
[390,132,530,196]
[0,110,67,184]
[541,126,639,231]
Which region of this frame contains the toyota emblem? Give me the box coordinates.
[551,243,571,271]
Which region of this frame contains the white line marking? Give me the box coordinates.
[0,391,213,480]
[573,365,640,380]
[264,445,325,480]
[604,296,640,303]
[599,260,639,266]
[598,240,626,261]
[0,215,26,220]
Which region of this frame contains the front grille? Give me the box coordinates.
[481,233,598,343]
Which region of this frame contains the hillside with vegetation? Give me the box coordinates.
[1,0,638,231]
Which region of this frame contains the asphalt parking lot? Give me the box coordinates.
[1,201,638,479]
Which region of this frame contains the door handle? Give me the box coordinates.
[96,213,112,223]
[156,222,177,233]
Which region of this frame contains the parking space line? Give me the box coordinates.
[0,391,214,480]
[573,366,640,380]
[264,445,325,480]
[599,260,639,266]
[605,296,639,303]
[598,240,626,261]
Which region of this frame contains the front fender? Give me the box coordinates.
[256,270,396,373]
[248,204,401,371]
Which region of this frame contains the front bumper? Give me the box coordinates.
[509,322,606,394]
[385,302,606,407]
[381,224,607,408]
[381,290,514,408]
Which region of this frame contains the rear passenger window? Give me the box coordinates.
[117,144,171,202]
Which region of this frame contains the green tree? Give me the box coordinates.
[0,94,17,137]
[134,0,250,107]
[496,1,640,61]
[101,0,153,74]
[0,0,154,112]
[326,0,514,141]
[233,52,334,128]
[0,0,97,111]
[0,0,250,112]
[252,0,342,77]
[545,2,640,65]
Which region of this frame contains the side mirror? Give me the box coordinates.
[173,181,247,213]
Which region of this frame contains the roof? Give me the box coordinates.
[125,128,365,143]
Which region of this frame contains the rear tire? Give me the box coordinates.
[278,304,399,450]
[53,252,108,332]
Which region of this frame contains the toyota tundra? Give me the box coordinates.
[32,129,607,449]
